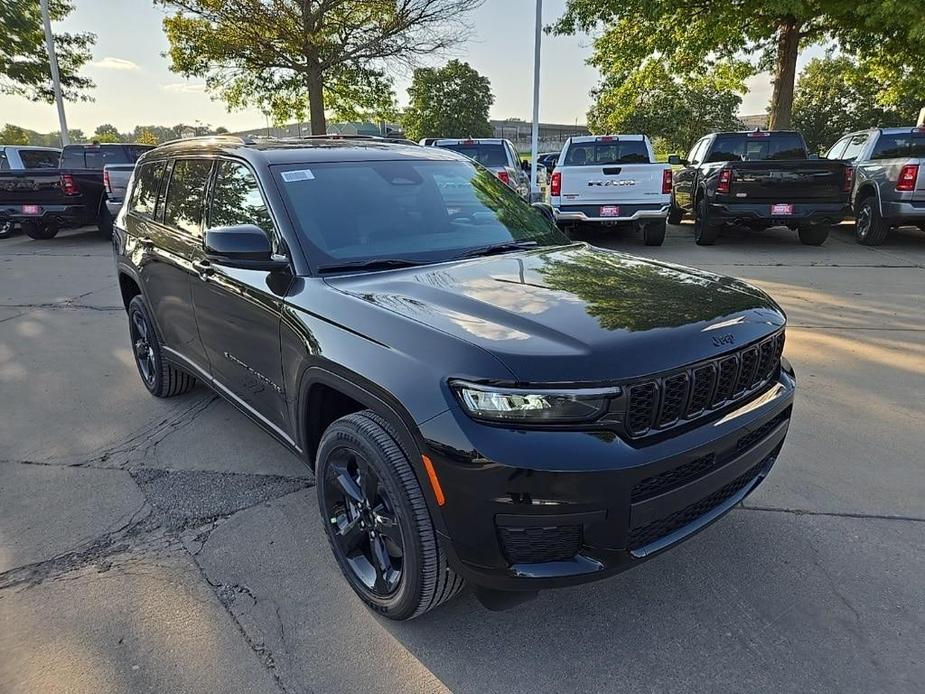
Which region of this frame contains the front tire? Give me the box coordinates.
[693,195,719,245]
[23,221,59,240]
[316,411,464,621]
[666,196,684,225]
[0,221,14,239]
[97,207,114,240]
[127,295,197,397]
[798,224,830,246]
[855,197,889,246]
[642,220,667,246]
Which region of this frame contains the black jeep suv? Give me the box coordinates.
[113,136,795,620]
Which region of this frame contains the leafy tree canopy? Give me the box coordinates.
[793,55,925,152]
[402,60,494,140]
[0,123,30,145]
[158,0,482,135]
[588,59,749,154]
[0,0,95,102]
[553,0,925,129]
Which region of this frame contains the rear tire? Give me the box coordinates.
[316,410,464,621]
[642,220,667,246]
[97,207,114,240]
[127,295,197,397]
[855,196,889,246]
[23,221,59,240]
[0,221,14,239]
[693,195,719,246]
[798,224,829,246]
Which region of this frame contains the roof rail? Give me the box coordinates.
[159,134,254,147]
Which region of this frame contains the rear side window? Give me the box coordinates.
[84,145,133,169]
[438,143,507,167]
[563,140,650,166]
[209,161,273,236]
[163,159,213,235]
[19,150,60,169]
[840,134,869,161]
[871,134,925,160]
[825,137,850,160]
[707,134,806,162]
[129,161,166,217]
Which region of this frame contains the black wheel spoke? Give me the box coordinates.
[373,508,402,546]
[333,465,363,503]
[336,516,366,554]
[370,535,393,593]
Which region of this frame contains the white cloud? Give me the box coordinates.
[160,82,208,94]
[92,57,140,71]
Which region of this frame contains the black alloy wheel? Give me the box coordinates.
[694,195,719,245]
[130,306,157,388]
[855,197,889,246]
[323,448,405,596]
[126,295,197,397]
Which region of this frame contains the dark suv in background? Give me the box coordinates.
[114,136,795,620]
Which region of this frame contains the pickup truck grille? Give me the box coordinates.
[625,331,785,438]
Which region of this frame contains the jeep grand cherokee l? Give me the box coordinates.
[113,136,795,620]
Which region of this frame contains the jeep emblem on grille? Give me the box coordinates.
[712,333,736,347]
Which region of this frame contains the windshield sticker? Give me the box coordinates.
[281,169,315,182]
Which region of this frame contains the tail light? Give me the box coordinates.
[843,166,854,192]
[103,169,112,193]
[661,168,673,194]
[61,174,79,196]
[896,164,919,192]
[717,168,732,194]
[497,169,510,185]
[550,171,561,196]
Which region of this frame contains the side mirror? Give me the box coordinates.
[667,154,686,166]
[204,224,289,271]
[531,202,556,224]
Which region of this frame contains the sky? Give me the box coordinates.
[0,0,813,135]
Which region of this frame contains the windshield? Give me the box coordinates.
[435,143,507,167]
[563,140,650,165]
[273,159,567,269]
[707,134,807,162]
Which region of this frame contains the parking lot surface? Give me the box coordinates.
[1,223,923,693]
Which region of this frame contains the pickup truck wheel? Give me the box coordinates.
[798,224,829,246]
[317,410,464,621]
[22,221,59,240]
[666,198,684,225]
[127,295,197,397]
[97,207,114,240]
[855,198,889,246]
[642,220,667,246]
[693,196,718,245]
[0,221,14,239]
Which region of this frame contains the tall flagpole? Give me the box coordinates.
[40,0,70,146]
[529,0,542,201]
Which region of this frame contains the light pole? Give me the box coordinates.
[40,0,69,146]
[529,0,542,201]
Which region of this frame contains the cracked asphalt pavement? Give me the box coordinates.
[1,224,923,693]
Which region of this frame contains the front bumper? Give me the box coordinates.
[420,367,795,592]
[710,201,851,227]
[553,202,669,224]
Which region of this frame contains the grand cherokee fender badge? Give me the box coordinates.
[712,333,736,347]
[223,352,283,394]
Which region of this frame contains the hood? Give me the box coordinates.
[324,244,786,383]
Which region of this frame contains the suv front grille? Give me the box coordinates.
[628,455,771,550]
[498,525,581,564]
[624,330,784,438]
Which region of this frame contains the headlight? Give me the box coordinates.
[451,381,619,423]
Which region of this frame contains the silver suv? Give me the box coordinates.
[825,127,925,245]
[432,138,530,199]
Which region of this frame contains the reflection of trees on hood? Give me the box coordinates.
[538,248,769,332]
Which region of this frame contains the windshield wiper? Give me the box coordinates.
[317,258,425,274]
[453,240,539,260]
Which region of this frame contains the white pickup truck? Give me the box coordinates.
[548,134,673,245]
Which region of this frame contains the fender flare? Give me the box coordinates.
[853,182,882,216]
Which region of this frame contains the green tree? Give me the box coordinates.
[0,0,95,103]
[135,128,159,145]
[158,0,483,135]
[0,124,30,145]
[402,60,494,141]
[553,0,925,130]
[792,55,925,153]
[93,123,123,143]
[588,60,748,154]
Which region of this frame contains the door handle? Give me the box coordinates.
[193,259,213,280]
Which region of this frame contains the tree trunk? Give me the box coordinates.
[768,17,801,130]
[306,66,327,135]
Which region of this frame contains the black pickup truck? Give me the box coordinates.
[0,143,152,240]
[668,130,852,245]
